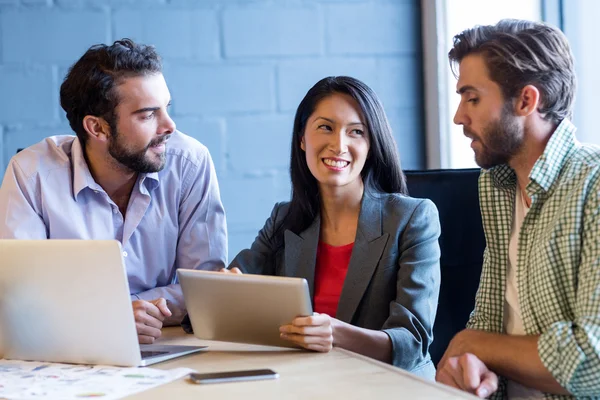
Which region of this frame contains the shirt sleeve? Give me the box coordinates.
[464,246,509,400]
[466,169,506,334]
[382,199,441,370]
[466,247,500,332]
[0,158,48,239]
[537,175,600,396]
[132,147,228,324]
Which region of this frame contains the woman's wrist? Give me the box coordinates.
[330,317,345,347]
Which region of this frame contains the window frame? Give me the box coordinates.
[420,0,561,169]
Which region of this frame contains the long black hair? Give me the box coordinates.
[273,76,407,244]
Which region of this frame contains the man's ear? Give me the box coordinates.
[82,115,111,143]
[515,84,541,117]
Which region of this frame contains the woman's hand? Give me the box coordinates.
[279,313,336,352]
[219,267,243,274]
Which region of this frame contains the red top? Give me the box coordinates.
[313,241,354,317]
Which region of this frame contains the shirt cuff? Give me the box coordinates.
[538,322,585,393]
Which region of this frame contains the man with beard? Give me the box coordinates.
[435,20,600,399]
[0,39,227,344]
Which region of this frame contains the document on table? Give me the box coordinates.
[0,359,193,400]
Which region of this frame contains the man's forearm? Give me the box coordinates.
[457,330,569,395]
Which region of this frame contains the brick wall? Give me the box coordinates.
[0,0,424,259]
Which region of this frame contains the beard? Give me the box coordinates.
[107,118,168,173]
[465,101,524,169]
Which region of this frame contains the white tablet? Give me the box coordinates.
[178,270,313,348]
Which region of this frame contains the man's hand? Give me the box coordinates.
[438,330,569,396]
[279,313,336,352]
[436,353,499,398]
[438,328,485,368]
[132,298,172,344]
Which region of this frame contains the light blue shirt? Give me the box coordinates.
[0,131,227,323]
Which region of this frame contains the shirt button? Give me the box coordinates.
[112,207,118,214]
[123,251,128,258]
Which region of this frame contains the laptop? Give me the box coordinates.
[178,269,313,348]
[0,240,205,367]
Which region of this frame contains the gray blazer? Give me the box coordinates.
[230,192,441,379]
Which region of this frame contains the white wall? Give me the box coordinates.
[564,0,600,144]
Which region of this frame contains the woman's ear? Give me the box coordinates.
[300,136,306,151]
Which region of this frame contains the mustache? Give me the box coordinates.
[463,128,478,140]
[148,135,170,147]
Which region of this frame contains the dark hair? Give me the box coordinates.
[448,19,576,125]
[275,76,407,242]
[60,38,163,146]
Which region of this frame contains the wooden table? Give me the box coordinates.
[126,327,475,399]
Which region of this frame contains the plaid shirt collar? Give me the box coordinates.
[488,119,578,193]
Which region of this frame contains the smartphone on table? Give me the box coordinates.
[189,368,279,384]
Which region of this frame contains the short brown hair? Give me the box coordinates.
[448,19,576,125]
[60,39,163,146]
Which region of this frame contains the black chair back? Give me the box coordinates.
[404,168,485,366]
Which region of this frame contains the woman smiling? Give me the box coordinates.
[227,76,441,379]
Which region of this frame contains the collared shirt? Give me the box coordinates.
[0,131,228,324]
[467,119,600,399]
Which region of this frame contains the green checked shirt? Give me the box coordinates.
[467,119,600,399]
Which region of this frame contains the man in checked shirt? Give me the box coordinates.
[436,19,600,399]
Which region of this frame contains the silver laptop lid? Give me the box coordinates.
[0,240,142,366]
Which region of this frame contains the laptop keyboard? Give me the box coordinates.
[141,350,169,359]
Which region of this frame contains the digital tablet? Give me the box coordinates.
[178,270,312,348]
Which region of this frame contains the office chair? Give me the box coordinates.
[404,168,485,366]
